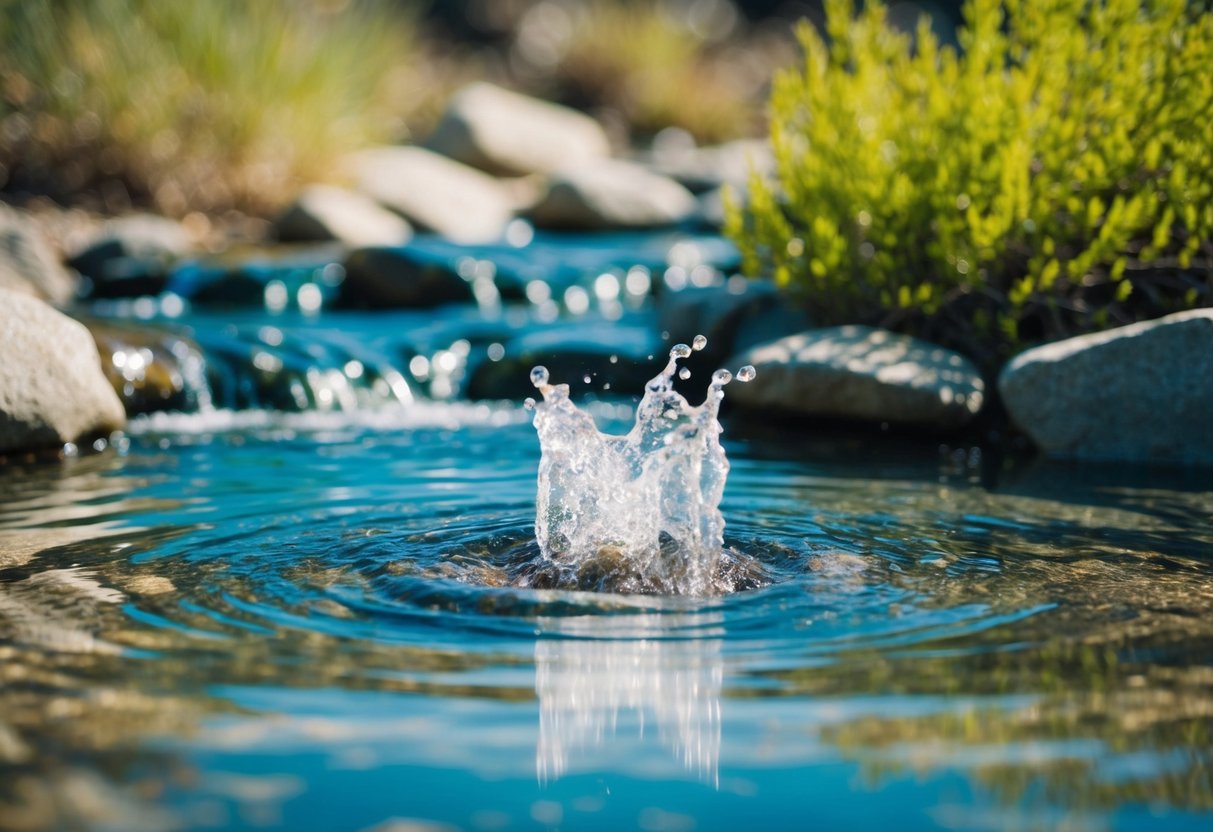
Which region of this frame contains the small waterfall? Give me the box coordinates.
[527,336,754,595]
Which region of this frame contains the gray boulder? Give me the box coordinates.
[0,289,126,453]
[273,185,412,247]
[999,309,1213,464]
[728,327,985,429]
[349,146,514,244]
[427,82,611,177]
[529,159,698,230]
[0,204,77,304]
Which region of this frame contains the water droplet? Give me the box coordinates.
[712,369,733,386]
[524,397,536,411]
[736,365,756,382]
[692,334,708,351]
[671,343,692,359]
[583,374,592,384]
[609,355,618,364]
[530,366,549,388]
[678,367,691,380]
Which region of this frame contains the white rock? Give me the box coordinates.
[274,185,411,247]
[530,159,698,230]
[0,288,126,452]
[427,82,611,176]
[0,204,76,304]
[349,146,514,244]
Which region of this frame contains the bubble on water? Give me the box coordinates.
[692,334,708,352]
[528,348,748,596]
[678,367,691,380]
[736,365,756,382]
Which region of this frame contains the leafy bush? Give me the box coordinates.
[0,0,427,215]
[726,0,1213,364]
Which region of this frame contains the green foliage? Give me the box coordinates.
[0,0,425,215]
[726,0,1213,362]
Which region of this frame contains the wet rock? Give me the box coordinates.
[466,322,661,400]
[84,318,209,415]
[168,244,346,309]
[68,213,191,299]
[529,159,698,230]
[0,289,126,453]
[0,204,77,304]
[657,279,810,367]
[728,327,986,429]
[273,185,412,247]
[340,245,475,309]
[350,146,514,244]
[427,82,611,177]
[647,138,774,193]
[999,309,1213,464]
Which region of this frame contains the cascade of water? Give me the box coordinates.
[527,337,755,595]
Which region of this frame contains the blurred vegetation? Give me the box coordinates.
[0,0,434,216]
[525,0,786,142]
[727,0,1213,365]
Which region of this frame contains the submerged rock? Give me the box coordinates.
[340,245,475,309]
[68,213,192,299]
[427,82,611,177]
[85,319,209,415]
[999,309,1213,464]
[273,185,412,248]
[466,322,661,400]
[728,327,985,429]
[529,159,698,230]
[0,204,77,304]
[350,146,514,244]
[0,289,126,452]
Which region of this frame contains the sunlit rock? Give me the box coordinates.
[427,82,611,177]
[1000,309,1213,464]
[273,185,412,248]
[0,204,77,304]
[349,146,514,244]
[529,159,698,230]
[0,289,126,453]
[68,213,192,299]
[728,327,985,429]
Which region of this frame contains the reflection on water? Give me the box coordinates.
[535,614,722,785]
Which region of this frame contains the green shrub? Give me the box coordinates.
[0,0,426,215]
[726,0,1213,364]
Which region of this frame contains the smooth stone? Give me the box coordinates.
[466,322,661,400]
[0,289,126,452]
[647,138,774,193]
[0,204,77,304]
[529,159,698,230]
[728,327,986,429]
[426,82,611,177]
[340,245,475,309]
[273,185,412,247]
[999,309,1213,464]
[657,278,810,367]
[349,146,514,244]
[69,214,191,299]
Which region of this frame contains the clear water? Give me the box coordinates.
[3,247,1213,831]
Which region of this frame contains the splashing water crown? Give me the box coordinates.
[528,335,755,595]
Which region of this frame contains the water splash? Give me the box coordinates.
[527,337,755,595]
